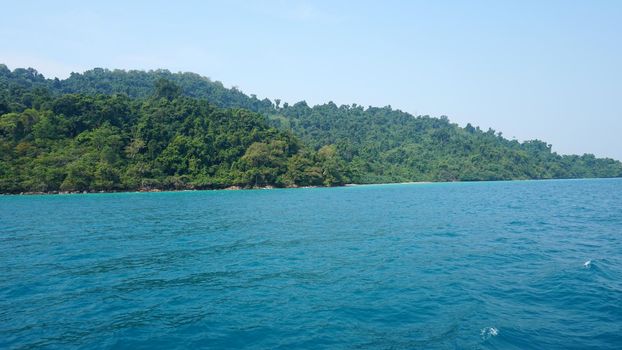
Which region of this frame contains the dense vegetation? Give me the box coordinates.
[0,68,348,193]
[1,64,620,193]
[270,102,622,182]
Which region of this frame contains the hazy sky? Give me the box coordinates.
[2,0,621,159]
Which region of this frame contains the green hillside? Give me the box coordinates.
[1,65,620,193]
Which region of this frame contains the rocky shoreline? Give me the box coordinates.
[4,184,324,196]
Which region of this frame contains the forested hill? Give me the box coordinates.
[269,103,622,182]
[1,65,621,193]
[0,70,349,193]
[0,65,275,114]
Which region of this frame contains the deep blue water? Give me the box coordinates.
[1,178,621,349]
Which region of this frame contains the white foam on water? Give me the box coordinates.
[583,260,592,269]
[481,327,499,340]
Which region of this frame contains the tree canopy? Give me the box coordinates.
[1,64,620,193]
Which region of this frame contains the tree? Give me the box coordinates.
[153,78,181,101]
[317,145,348,186]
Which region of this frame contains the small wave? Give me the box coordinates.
[480,327,498,340]
[583,260,592,269]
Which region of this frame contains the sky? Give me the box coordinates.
[2,0,621,159]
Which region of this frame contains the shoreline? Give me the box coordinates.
[3,184,323,196]
[344,181,433,187]
[2,177,620,196]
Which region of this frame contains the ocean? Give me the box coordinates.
[1,178,621,349]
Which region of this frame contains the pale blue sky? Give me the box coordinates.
[2,0,621,159]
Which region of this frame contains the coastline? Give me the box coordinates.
[344,181,433,187]
[2,177,620,196]
[3,184,322,196]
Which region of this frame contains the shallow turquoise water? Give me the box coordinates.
[1,178,621,349]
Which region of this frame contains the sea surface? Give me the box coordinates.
[1,178,621,349]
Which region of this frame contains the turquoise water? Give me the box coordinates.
[1,179,621,349]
